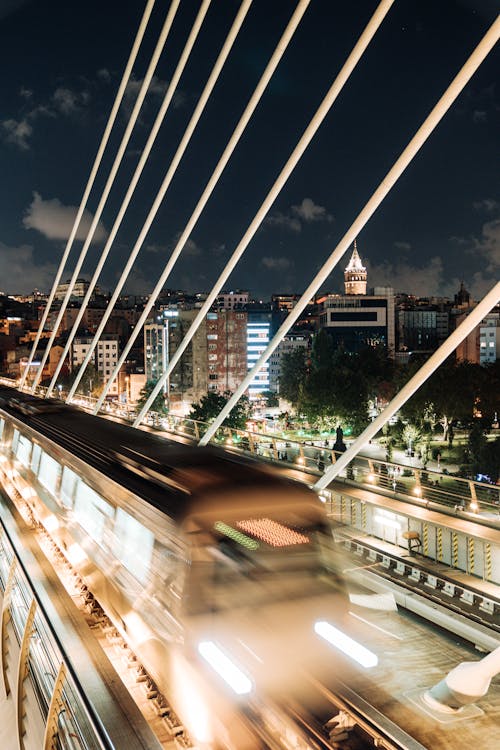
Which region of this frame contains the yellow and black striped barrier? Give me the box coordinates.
[452,532,459,568]
[422,523,429,556]
[361,502,367,531]
[485,543,492,581]
[468,537,475,575]
[436,527,443,562]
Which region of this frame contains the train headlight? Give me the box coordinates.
[198,641,252,695]
[314,621,378,669]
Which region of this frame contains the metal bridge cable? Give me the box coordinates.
[199,14,500,446]
[18,0,157,390]
[133,0,396,429]
[315,281,500,489]
[93,0,313,414]
[30,0,184,392]
[61,0,253,403]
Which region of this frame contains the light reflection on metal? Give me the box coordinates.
[17,598,37,750]
[198,640,252,695]
[0,555,16,696]
[237,518,309,547]
[42,662,67,750]
[314,621,378,669]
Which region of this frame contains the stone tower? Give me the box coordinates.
[344,240,367,295]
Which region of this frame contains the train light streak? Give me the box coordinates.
[198,641,252,695]
[214,521,259,550]
[314,620,378,668]
[237,518,309,547]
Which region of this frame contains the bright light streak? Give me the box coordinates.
[66,543,87,566]
[43,514,59,532]
[198,641,252,695]
[314,620,378,668]
[374,514,401,530]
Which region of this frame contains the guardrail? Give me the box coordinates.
[2,377,499,520]
[0,511,113,750]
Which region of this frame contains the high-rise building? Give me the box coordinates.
[269,331,311,394]
[206,309,247,394]
[247,310,272,399]
[72,335,119,395]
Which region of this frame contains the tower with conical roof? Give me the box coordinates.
[344,240,367,295]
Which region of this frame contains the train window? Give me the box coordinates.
[31,444,42,475]
[60,466,78,509]
[15,434,32,468]
[38,451,61,496]
[112,509,153,585]
[74,483,114,545]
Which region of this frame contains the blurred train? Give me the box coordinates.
[0,389,360,749]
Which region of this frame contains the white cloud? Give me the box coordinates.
[265,212,301,232]
[97,68,111,83]
[52,86,90,114]
[2,118,32,150]
[123,74,186,116]
[473,217,500,271]
[473,198,499,213]
[367,256,446,296]
[0,242,57,294]
[184,238,201,256]
[19,86,33,99]
[393,240,411,252]
[261,256,292,271]
[451,215,500,273]
[291,197,333,223]
[266,197,333,232]
[23,192,108,244]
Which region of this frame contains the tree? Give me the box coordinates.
[401,359,483,441]
[279,349,307,407]
[136,380,168,416]
[189,391,251,430]
[402,424,421,455]
[61,363,102,397]
[261,390,279,408]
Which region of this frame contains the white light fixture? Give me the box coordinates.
[374,514,401,530]
[314,620,378,668]
[198,641,252,695]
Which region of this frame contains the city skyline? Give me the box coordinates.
[0,0,498,300]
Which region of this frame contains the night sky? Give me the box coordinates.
[0,0,498,300]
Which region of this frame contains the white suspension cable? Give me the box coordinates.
[93,0,313,414]
[315,281,500,489]
[62,0,252,402]
[199,14,500,446]
[18,0,157,390]
[30,0,184,391]
[134,0,396,429]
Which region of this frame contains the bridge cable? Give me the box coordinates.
[133,0,396,429]
[60,0,253,402]
[315,280,500,489]
[199,13,500,446]
[92,0,313,414]
[30,0,184,392]
[18,0,158,390]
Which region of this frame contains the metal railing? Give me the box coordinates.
[2,376,499,520]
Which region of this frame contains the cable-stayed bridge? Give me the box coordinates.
[0,2,499,749]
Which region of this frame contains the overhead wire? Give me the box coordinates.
[18,0,158,390]
[92,0,313,414]
[30,0,185,391]
[198,13,500,446]
[133,0,397,428]
[60,0,253,402]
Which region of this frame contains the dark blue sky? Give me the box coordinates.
[0,0,498,300]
